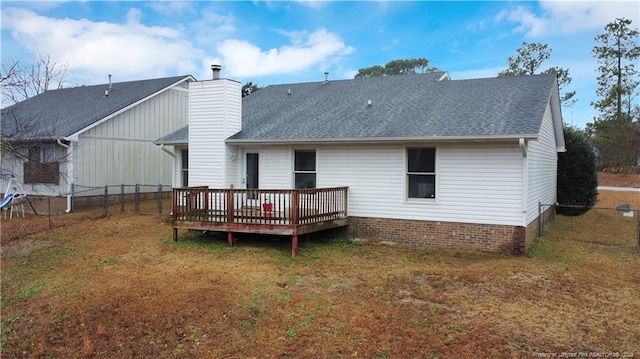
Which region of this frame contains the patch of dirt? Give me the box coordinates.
[1,195,639,358]
[1,238,57,255]
[598,171,640,188]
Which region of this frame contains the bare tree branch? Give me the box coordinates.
[1,54,73,189]
[1,53,69,107]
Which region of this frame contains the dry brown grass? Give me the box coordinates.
[595,189,640,209]
[598,171,640,188]
[1,192,639,358]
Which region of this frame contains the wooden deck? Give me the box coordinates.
[171,186,349,256]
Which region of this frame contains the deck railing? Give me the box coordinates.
[172,186,348,226]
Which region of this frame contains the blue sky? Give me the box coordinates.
[2,1,639,129]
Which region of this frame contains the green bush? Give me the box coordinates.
[557,127,598,215]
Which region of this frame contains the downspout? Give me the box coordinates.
[57,139,74,213]
[519,138,527,157]
[519,138,528,223]
[159,144,175,157]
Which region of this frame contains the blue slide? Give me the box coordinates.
[0,193,17,209]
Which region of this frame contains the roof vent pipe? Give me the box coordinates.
[324,72,329,82]
[211,64,222,80]
[108,74,112,91]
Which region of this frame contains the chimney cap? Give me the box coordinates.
[211,64,222,80]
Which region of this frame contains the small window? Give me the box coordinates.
[28,146,41,162]
[407,148,436,199]
[294,150,316,189]
[43,147,56,163]
[181,149,189,187]
[28,145,56,163]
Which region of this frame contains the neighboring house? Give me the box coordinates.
[156,69,564,255]
[1,75,194,212]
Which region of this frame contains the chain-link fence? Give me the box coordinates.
[1,183,172,243]
[71,183,171,215]
[1,195,113,242]
[539,203,640,247]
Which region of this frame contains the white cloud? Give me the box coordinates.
[2,7,354,83]
[276,29,310,46]
[292,0,327,10]
[189,8,236,46]
[495,6,549,37]
[215,28,355,78]
[1,7,205,83]
[498,1,640,37]
[542,1,640,33]
[147,1,196,15]
[126,8,142,24]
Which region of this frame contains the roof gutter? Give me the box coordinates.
[154,140,188,146]
[225,134,540,146]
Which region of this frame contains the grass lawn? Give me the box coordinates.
[1,191,638,358]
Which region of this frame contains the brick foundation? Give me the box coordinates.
[349,217,527,255]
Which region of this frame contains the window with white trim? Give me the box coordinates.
[407,148,436,199]
[294,150,316,189]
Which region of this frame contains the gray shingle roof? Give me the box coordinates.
[155,125,188,145]
[1,75,192,140]
[229,73,557,142]
[155,73,558,145]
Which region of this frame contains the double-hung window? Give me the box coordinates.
[407,148,436,199]
[294,150,316,189]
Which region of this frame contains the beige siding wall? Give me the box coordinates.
[526,102,558,224]
[74,88,188,192]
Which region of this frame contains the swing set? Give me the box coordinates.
[0,174,37,219]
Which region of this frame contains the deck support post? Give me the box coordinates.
[173,227,178,241]
[228,232,233,247]
[292,234,298,257]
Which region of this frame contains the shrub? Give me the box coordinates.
[557,127,598,215]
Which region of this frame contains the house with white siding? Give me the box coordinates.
[156,68,564,255]
[1,75,194,212]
